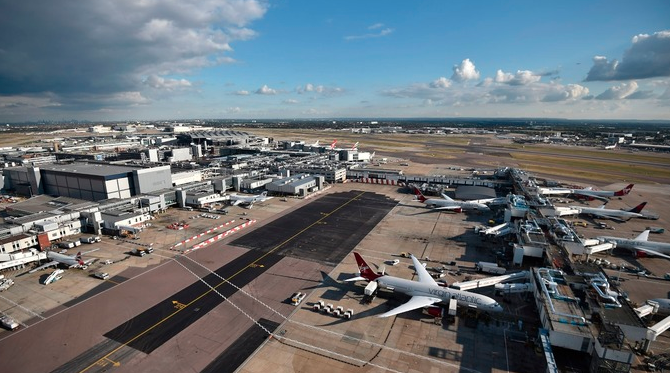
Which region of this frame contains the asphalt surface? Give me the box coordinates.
[201,318,280,373]
[231,191,399,265]
[0,190,399,373]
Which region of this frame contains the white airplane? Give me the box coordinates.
[349,252,502,317]
[597,230,670,259]
[571,184,634,202]
[412,187,490,212]
[569,202,647,222]
[29,249,99,273]
[228,191,272,208]
[329,139,359,151]
[649,299,670,315]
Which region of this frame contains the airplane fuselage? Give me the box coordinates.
[377,275,499,311]
[597,236,670,253]
[574,207,642,220]
[423,198,489,211]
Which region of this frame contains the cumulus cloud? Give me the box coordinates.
[234,90,250,96]
[494,70,541,85]
[585,30,670,81]
[596,81,639,100]
[430,77,451,89]
[255,85,277,95]
[451,59,480,82]
[0,0,267,109]
[541,84,590,102]
[296,83,344,95]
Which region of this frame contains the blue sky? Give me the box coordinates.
[0,0,669,122]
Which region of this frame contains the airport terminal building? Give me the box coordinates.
[3,163,172,202]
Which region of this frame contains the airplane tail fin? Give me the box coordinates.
[76,252,84,265]
[628,201,646,213]
[351,142,359,150]
[412,186,427,202]
[614,184,634,196]
[329,140,337,150]
[353,252,382,281]
[634,230,650,242]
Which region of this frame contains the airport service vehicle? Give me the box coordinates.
[132,247,153,257]
[475,262,506,275]
[349,252,502,318]
[290,292,306,306]
[80,236,101,244]
[568,202,647,222]
[93,272,109,280]
[412,187,490,212]
[597,230,670,259]
[0,315,19,331]
[44,269,64,285]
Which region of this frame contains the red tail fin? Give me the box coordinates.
[329,140,337,150]
[76,252,84,265]
[614,184,634,196]
[628,202,646,213]
[353,252,382,281]
[412,186,427,202]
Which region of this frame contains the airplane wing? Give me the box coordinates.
[377,295,441,318]
[631,246,670,260]
[575,192,609,202]
[29,261,58,273]
[410,255,438,286]
[230,200,243,206]
[432,206,463,212]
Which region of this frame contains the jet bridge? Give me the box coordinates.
[450,270,529,290]
[642,314,670,353]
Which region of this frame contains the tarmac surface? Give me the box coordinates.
[0,188,399,373]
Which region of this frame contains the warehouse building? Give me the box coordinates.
[2,163,172,201]
[266,174,324,196]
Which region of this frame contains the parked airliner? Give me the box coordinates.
[597,230,670,259]
[539,184,634,202]
[228,191,272,208]
[29,249,99,273]
[413,188,490,212]
[569,202,647,222]
[350,252,502,317]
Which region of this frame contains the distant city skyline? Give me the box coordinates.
[0,0,669,122]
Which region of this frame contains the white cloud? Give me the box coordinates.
[541,83,590,102]
[494,70,541,85]
[596,81,639,100]
[451,59,480,82]
[255,85,277,95]
[143,75,192,90]
[296,83,344,95]
[345,27,394,41]
[585,30,670,81]
[234,90,250,96]
[283,99,299,104]
[368,23,384,30]
[430,77,451,89]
